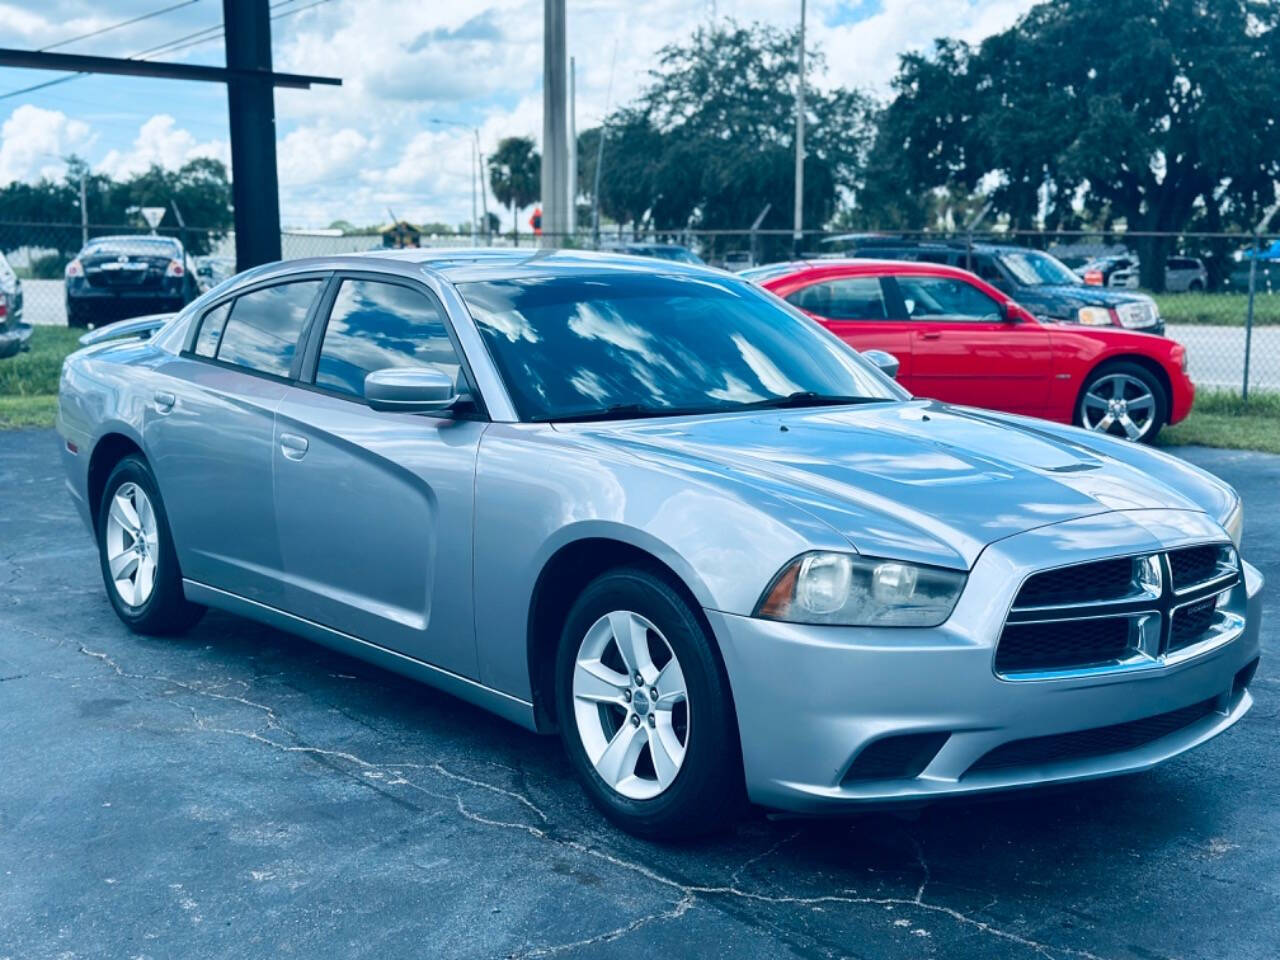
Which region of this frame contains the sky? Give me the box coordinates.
[0,0,1036,229]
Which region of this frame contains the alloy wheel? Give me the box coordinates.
[104,481,160,607]
[1080,373,1157,441]
[571,610,690,800]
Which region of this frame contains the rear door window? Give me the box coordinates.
[214,281,322,377]
[787,277,889,320]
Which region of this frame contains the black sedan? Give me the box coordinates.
[65,235,196,328]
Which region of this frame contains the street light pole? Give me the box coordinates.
[792,0,806,258]
[541,0,569,246]
[568,55,577,240]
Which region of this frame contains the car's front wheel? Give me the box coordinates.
[555,566,743,839]
[1076,360,1168,444]
[96,455,204,635]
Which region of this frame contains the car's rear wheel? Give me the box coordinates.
[1076,361,1168,444]
[96,455,204,635]
[555,566,743,839]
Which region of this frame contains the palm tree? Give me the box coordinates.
[487,137,541,237]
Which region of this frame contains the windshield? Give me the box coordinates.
[83,237,180,256]
[458,273,903,422]
[998,250,1080,286]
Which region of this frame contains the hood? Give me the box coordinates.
[1013,284,1152,317]
[574,401,1208,569]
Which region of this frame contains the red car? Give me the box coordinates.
[749,260,1194,443]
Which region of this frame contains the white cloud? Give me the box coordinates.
[0,0,1039,225]
[0,105,93,183]
[97,115,229,179]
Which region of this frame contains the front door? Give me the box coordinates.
[272,275,486,677]
[889,273,1052,415]
[146,278,326,606]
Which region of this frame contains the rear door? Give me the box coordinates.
[888,273,1052,415]
[271,273,486,677]
[146,276,327,606]
[784,276,914,382]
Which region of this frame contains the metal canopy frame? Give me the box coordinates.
[0,0,342,271]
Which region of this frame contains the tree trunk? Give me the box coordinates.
[1134,234,1173,292]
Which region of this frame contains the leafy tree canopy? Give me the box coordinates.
[867,0,1280,288]
[487,136,541,234]
[579,21,875,236]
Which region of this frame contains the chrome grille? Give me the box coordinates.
[997,543,1241,678]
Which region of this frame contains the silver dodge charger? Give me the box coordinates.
[57,249,1262,838]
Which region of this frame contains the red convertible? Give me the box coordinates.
[749,260,1194,443]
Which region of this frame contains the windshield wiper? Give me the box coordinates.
[738,391,890,411]
[544,403,709,423]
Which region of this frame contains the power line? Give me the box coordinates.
[0,0,334,102]
[39,1,201,53]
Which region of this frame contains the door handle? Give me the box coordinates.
[279,432,309,461]
[153,390,176,411]
[919,331,942,340]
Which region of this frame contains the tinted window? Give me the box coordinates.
[460,273,901,422]
[915,251,953,265]
[894,276,1001,321]
[787,278,887,320]
[315,279,461,398]
[216,280,321,377]
[193,301,231,358]
[974,257,1005,283]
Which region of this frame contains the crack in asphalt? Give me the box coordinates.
[62,638,1109,960]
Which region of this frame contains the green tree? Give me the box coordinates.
[579,22,874,243]
[487,136,541,236]
[869,0,1280,289]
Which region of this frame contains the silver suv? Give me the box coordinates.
[0,250,31,359]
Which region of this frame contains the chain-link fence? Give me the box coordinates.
[4,221,1276,396]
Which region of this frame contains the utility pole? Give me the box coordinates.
[568,56,577,239]
[469,137,478,246]
[223,0,283,269]
[792,0,806,258]
[591,40,619,248]
[541,0,568,247]
[475,129,490,242]
[78,168,88,246]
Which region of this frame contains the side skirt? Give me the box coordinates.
[182,579,539,732]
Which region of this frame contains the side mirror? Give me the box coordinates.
[862,349,900,380]
[998,301,1018,323]
[365,366,459,413]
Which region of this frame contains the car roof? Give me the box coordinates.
[353,246,718,282]
[746,258,989,287]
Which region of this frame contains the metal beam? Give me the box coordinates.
[224,0,283,269]
[0,47,340,89]
[541,0,568,245]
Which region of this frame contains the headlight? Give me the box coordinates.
[1077,306,1115,326]
[1221,498,1244,550]
[755,552,967,627]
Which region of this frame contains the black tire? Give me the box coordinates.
[66,303,89,328]
[96,454,204,635]
[1075,360,1169,445]
[555,565,744,840]
[1188,280,1204,292]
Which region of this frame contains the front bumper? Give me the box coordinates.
[710,509,1262,813]
[0,321,32,358]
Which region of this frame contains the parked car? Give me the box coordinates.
[842,240,1165,335]
[1110,257,1208,293]
[600,242,704,265]
[747,259,1193,443]
[65,235,196,328]
[0,250,31,359]
[1079,255,1137,286]
[58,249,1260,839]
[194,256,235,294]
[720,250,756,271]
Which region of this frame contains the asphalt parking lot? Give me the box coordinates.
[1,429,1276,960]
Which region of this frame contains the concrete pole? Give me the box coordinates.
[792,0,806,257]
[541,0,568,247]
[470,138,478,247]
[568,56,577,239]
[475,129,490,242]
[79,169,88,246]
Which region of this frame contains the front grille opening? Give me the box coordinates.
[995,618,1131,674]
[1234,657,1260,696]
[1169,597,1219,651]
[1015,557,1136,607]
[843,732,949,784]
[1168,545,1224,590]
[965,699,1218,776]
